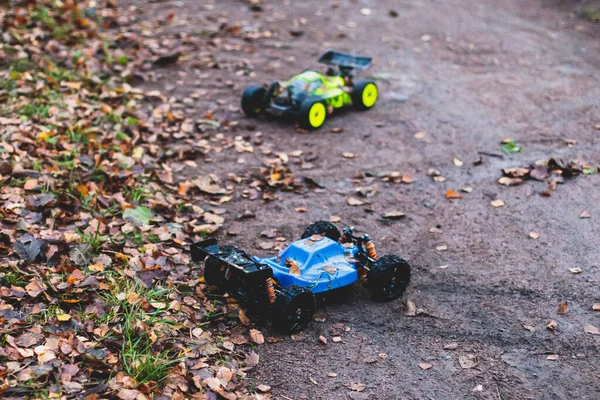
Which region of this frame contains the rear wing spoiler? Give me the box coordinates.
[318,50,372,71]
[190,238,219,262]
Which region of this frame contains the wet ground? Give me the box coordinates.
[122,0,600,398]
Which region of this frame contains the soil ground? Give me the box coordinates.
[122,1,600,399]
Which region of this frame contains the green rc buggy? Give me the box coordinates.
[241,50,378,130]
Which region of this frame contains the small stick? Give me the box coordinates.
[478,151,504,159]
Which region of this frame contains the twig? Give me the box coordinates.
[478,151,504,159]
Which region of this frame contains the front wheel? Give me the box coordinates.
[367,254,411,301]
[298,99,327,130]
[271,285,315,332]
[352,81,378,110]
[241,86,267,117]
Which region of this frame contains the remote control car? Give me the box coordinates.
[241,50,378,130]
[191,221,410,332]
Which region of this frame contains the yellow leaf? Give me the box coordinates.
[132,147,144,159]
[57,313,71,321]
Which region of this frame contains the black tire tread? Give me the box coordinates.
[351,80,377,111]
[367,254,411,301]
[298,98,326,130]
[272,284,315,332]
[301,220,341,241]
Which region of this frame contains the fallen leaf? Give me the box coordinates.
[592,304,600,311]
[546,320,558,331]
[580,210,591,219]
[453,157,463,167]
[319,336,327,345]
[57,313,71,321]
[249,329,264,344]
[257,384,271,392]
[461,185,473,193]
[405,300,417,316]
[419,363,432,370]
[347,197,364,206]
[584,323,600,335]
[348,382,366,392]
[123,206,153,226]
[569,267,583,274]
[458,354,478,369]
[343,152,356,159]
[491,199,504,207]
[382,211,405,219]
[445,190,462,199]
[557,302,568,314]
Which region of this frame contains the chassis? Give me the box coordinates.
[191,221,410,332]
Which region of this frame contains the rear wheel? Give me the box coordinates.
[204,245,236,289]
[352,81,378,110]
[241,86,267,117]
[298,99,327,130]
[272,285,315,332]
[367,254,411,301]
[301,220,341,241]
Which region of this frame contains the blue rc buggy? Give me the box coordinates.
[191,221,411,332]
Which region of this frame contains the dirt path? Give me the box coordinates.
[122,0,600,398]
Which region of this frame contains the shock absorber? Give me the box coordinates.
[265,278,277,304]
[364,235,378,260]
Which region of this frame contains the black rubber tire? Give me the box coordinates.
[298,98,327,130]
[271,285,315,332]
[241,86,267,117]
[204,245,236,289]
[367,254,411,301]
[301,220,341,242]
[351,80,378,111]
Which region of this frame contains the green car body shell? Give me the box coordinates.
[282,70,352,109]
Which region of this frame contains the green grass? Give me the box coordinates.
[93,278,184,384]
[581,6,600,22]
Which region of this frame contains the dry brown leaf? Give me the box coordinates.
[491,199,505,207]
[584,323,600,335]
[569,267,583,274]
[557,302,568,314]
[405,300,417,316]
[580,210,591,219]
[382,211,405,219]
[458,354,478,369]
[347,197,364,206]
[249,329,265,344]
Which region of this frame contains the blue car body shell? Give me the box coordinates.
[253,236,360,293]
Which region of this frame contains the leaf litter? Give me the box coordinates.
[0,1,296,398]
